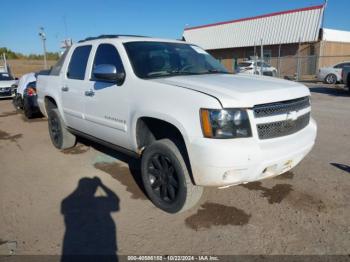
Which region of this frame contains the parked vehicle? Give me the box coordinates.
[341,66,350,92]
[237,60,277,76]
[37,35,317,213]
[317,61,350,84]
[13,72,43,118]
[0,72,17,99]
[13,72,36,108]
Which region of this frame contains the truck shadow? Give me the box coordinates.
[309,86,350,97]
[61,177,119,262]
[94,161,147,200]
[77,137,147,200]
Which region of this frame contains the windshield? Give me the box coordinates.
[0,73,14,81]
[238,62,252,67]
[124,41,229,79]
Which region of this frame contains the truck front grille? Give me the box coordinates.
[257,112,310,140]
[253,96,310,118]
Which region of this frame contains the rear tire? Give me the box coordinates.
[325,74,337,84]
[48,108,76,149]
[141,139,203,213]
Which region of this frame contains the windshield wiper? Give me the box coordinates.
[147,70,200,78]
[146,69,230,79]
[202,69,231,74]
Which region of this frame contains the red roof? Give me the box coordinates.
[184,4,324,31]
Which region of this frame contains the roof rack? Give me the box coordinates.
[78,34,149,43]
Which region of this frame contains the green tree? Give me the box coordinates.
[0,47,59,60]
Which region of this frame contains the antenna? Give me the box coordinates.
[63,15,68,39]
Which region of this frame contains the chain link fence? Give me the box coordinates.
[267,55,350,81]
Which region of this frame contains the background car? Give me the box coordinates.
[13,72,42,118]
[0,72,18,99]
[237,60,277,77]
[317,61,350,84]
[13,72,36,109]
[22,81,42,118]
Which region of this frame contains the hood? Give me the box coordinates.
[151,74,310,108]
[0,80,17,88]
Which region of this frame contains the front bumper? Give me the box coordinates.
[188,118,317,187]
[0,88,16,98]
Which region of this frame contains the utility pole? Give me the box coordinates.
[260,38,264,75]
[39,27,48,69]
[297,37,301,81]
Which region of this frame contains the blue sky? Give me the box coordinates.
[0,0,348,54]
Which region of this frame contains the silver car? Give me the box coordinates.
[317,61,350,84]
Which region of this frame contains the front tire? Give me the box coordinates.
[141,139,203,213]
[325,74,337,84]
[48,108,76,149]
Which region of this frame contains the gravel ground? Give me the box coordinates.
[0,85,349,257]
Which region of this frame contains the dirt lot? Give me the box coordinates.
[0,85,349,257]
[7,60,57,78]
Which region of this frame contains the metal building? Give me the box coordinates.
[183,4,350,79]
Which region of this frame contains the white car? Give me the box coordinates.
[0,72,17,98]
[317,61,350,84]
[237,60,277,77]
[37,35,317,213]
[13,72,43,118]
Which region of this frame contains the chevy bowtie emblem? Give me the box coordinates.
[286,111,298,121]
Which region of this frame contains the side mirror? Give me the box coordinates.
[92,64,125,84]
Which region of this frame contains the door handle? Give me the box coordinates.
[61,86,69,92]
[85,89,95,97]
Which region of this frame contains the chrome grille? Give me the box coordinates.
[0,87,11,92]
[254,96,310,118]
[257,113,310,140]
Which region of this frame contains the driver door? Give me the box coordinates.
[83,43,130,149]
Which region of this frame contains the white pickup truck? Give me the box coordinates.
[37,35,317,213]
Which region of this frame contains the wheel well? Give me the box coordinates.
[136,117,195,183]
[136,117,185,149]
[45,96,57,111]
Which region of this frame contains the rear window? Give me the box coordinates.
[67,45,92,80]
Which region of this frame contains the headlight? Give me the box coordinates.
[200,108,252,138]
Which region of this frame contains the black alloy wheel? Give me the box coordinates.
[141,139,203,213]
[147,153,179,203]
[48,110,62,148]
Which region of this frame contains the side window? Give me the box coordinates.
[334,63,344,69]
[92,44,125,78]
[67,45,92,80]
